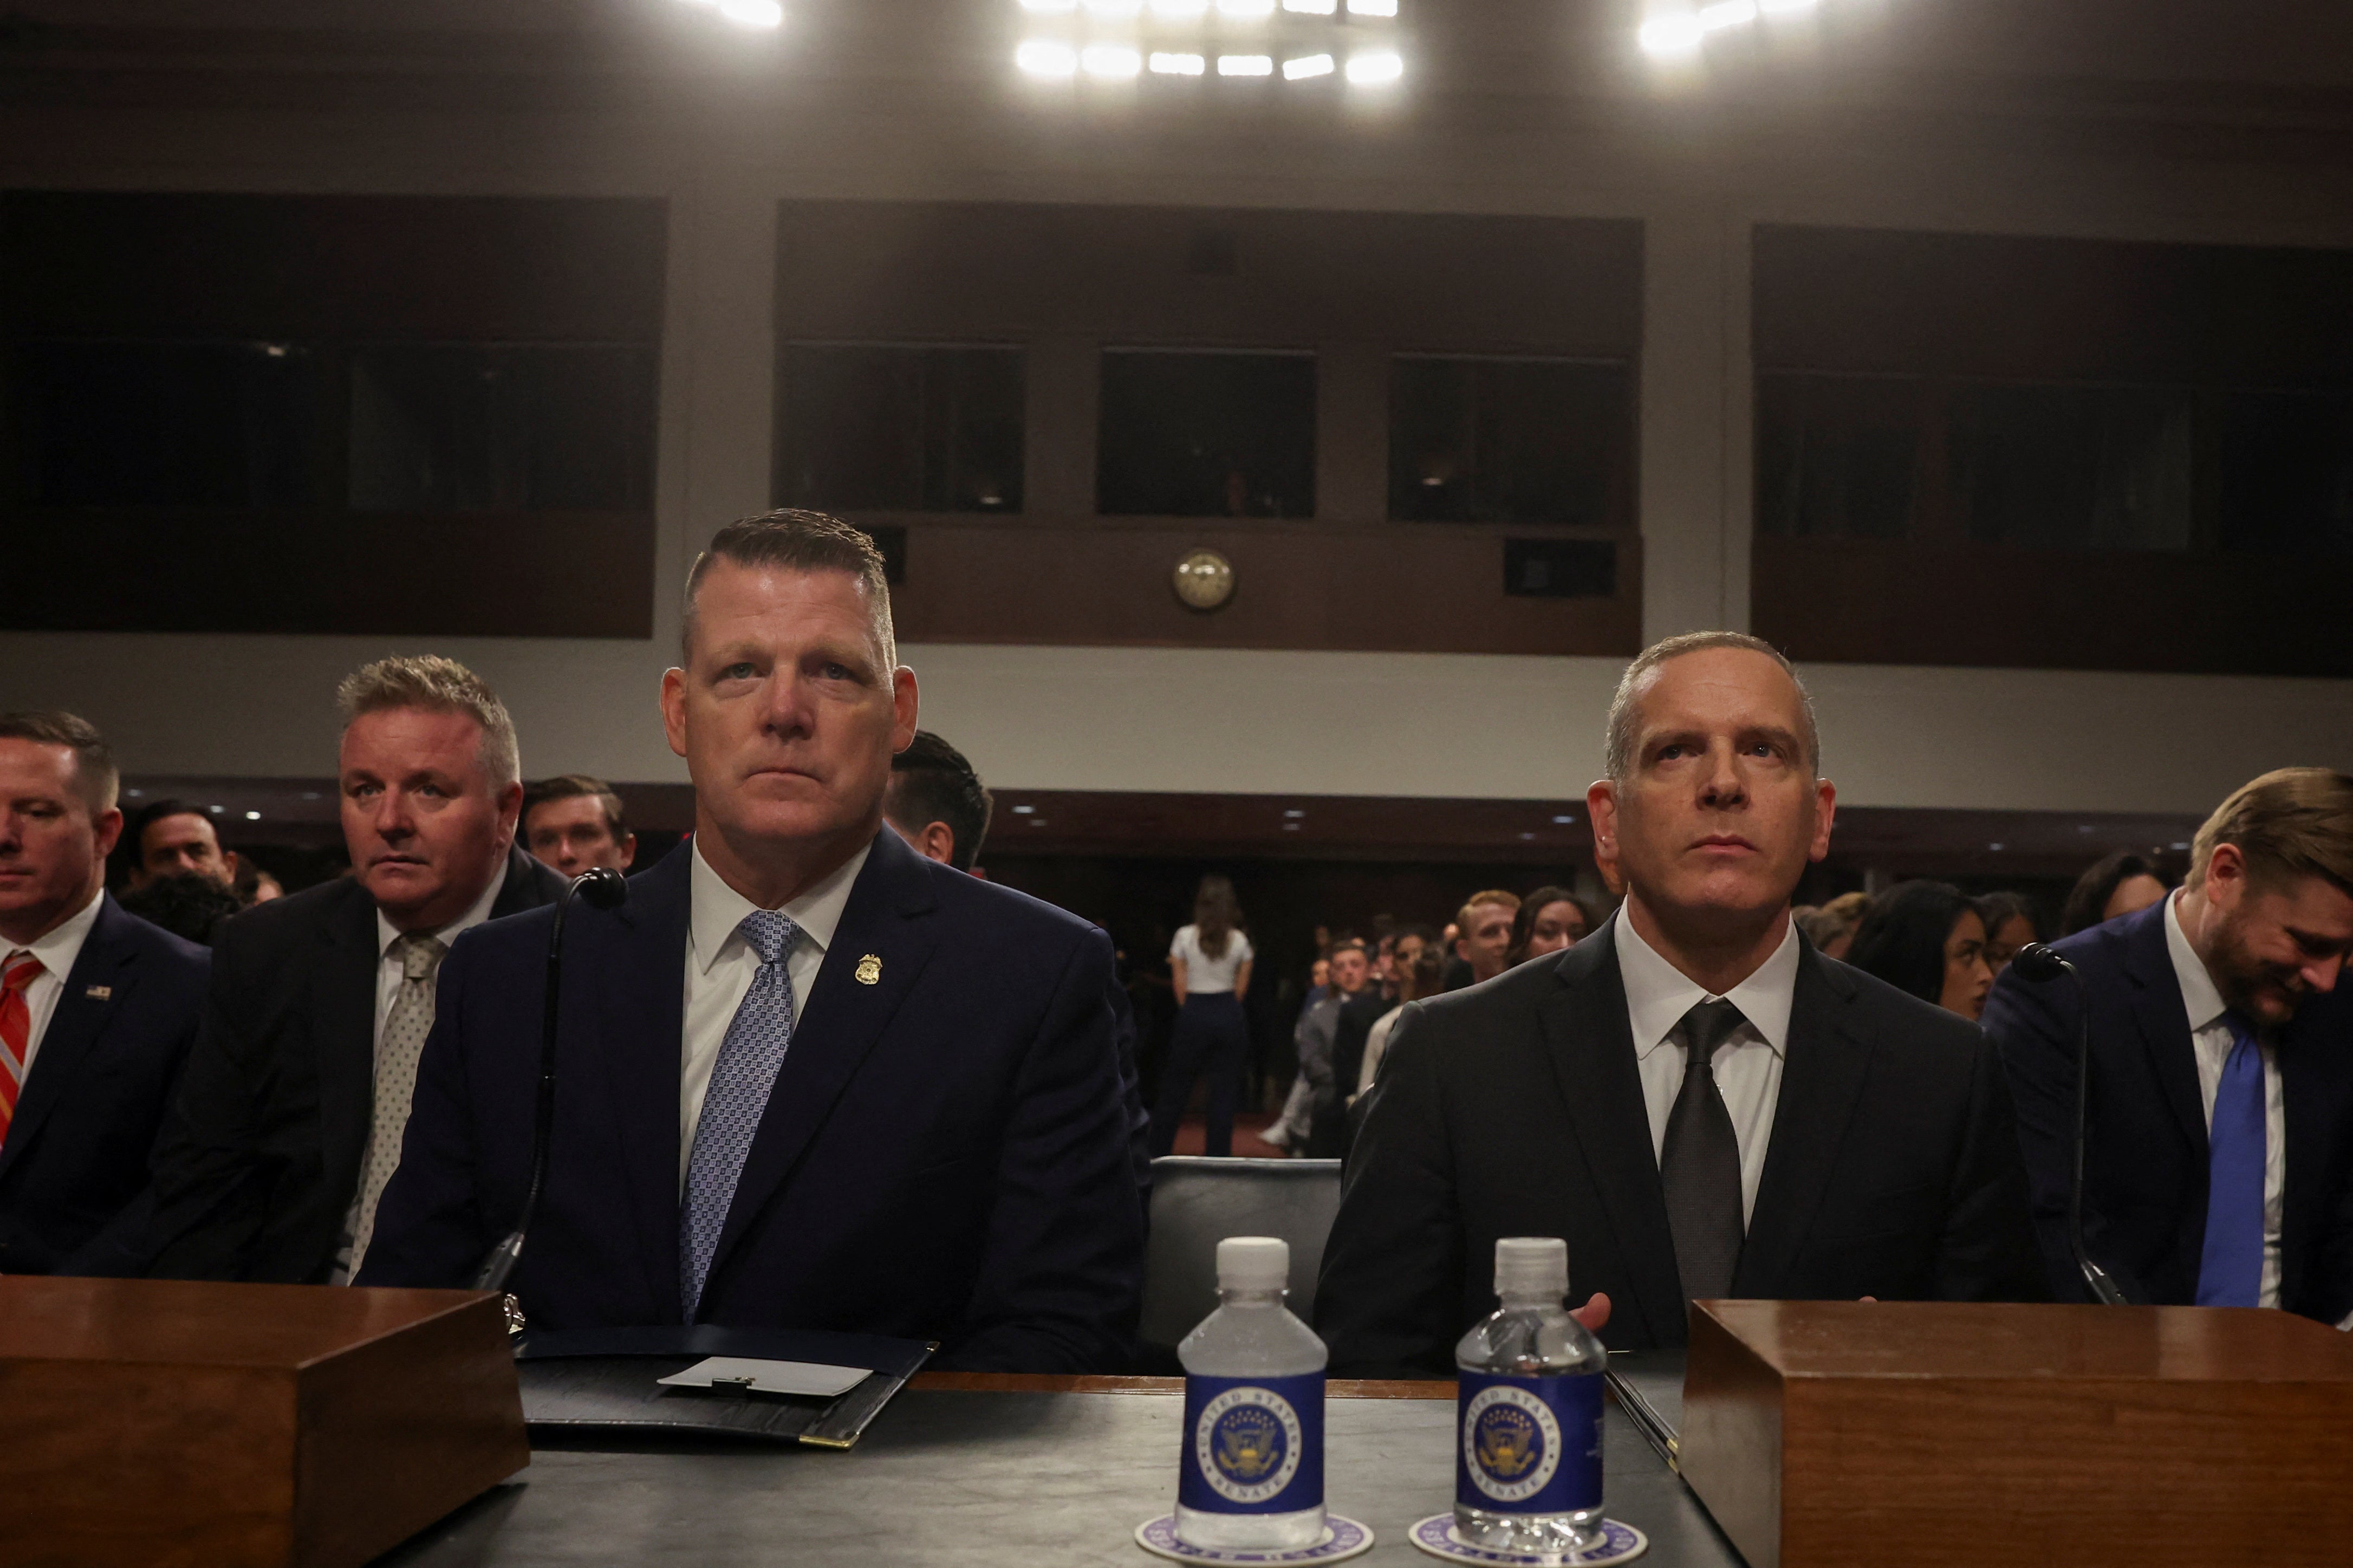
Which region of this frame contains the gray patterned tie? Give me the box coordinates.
[681,910,800,1321]
[349,932,446,1274]
[1661,998,1748,1302]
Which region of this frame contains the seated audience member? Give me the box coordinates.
[2062,850,2169,937]
[1311,953,1394,1158]
[1315,632,2044,1370]
[1355,940,1446,1103]
[1795,889,1869,959]
[882,726,1149,1219]
[0,712,209,1276]
[122,798,238,892]
[1441,890,1521,991]
[522,773,637,877]
[141,658,564,1283]
[1847,881,1995,1022]
[1977,891,2041,978]
[360,512,1145,1371]
[118,871,245,947]
[1509,886,1593,967]
[1986,769,2353,1317]
[1152,875,1255,1159]
[1285,940,1369,1155]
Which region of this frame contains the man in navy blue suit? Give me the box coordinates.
[1986,768,2353,1320]
[362,511,1146,1372]
[0,712,209,1276]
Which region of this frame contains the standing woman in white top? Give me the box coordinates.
[1149,875,1255,1158]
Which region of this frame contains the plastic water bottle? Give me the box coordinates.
[1453,1236,1609,1556]
[1174,1236,1329,1550]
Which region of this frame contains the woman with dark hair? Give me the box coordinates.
[1847,881,1994,1020]
[1507,886,1595,967]
[2060,851,2169,937]
[1975,890,2042,978]
[1150,874,1256,1158]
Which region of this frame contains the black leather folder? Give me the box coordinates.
[514,1324,937,1449]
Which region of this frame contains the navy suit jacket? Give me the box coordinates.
[1985,900,2353,1319]
[0,896,208,1275]
[360,828,1147,1373]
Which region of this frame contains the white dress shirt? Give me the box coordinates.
[1619,912,1802,1228]
[372,862,507,1050]
[680,838,869,1192]
[5,886,105,1080]
[2163,890,2286,1310]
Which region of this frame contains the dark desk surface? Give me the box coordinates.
[377,1375,1744,1567]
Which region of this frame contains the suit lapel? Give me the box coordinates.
[1537,921,1685,1344]
[2120,910,2207,1160]
[0,897,138,1178]
[704,831,941,1290]
[596,844,692,1323]
[1736,946,1875,1297]
[314,881,381,1201]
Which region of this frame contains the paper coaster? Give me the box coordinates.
[1408,1514,1647,1566]
[1134,1514,1375,1564]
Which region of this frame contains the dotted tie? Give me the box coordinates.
[348,933,446,1276]
[1661,998,1750,1302]
[681,910,800,1321]
[1,950,46,1146]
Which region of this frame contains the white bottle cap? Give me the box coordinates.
[1217,1236,1291,1292]
[1494,1236,1568,1300]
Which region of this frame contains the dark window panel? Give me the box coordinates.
[1096,350,1315,518]
[1388,357,1630,525]
[347,344,655,513]
[12,340,323,508]
[2217,391,2353,556]
[1755,373,1921,541]
[774,344,1024,514]
[1948,382,2193,551]
[1503,538,1616,598]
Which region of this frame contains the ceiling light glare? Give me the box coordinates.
[1344,49,1402,83]
[1699,0,1758,29]
[717,0,783,25]
[1082,43,1143,76]
[1149,50,1207,73]
[1217,53,1275,74]
[1016,38,1081,75]
[1082,0,1143,17]
[1216,0,1277,18]
[1018,0,1078,11]
[1758,0,1816,11]
[1345,0,1398,15]
[1283,53,1335,78]
[1637,12,1704,55]
[1281,0,1338,12]
[1150,0,1208,15]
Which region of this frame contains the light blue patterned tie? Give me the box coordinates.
[2195,1012,2266,1309]
[681,909,799,1321]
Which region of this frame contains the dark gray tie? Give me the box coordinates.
[1661,998,1748,1302]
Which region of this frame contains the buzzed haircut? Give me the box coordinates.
[1603,630,1821,782]
[336,655,521,787]
[682,509,897,672]
[523,773,627,841]
[2188,767,2353,900]
[0,710,118,815]
[886,730,993,874]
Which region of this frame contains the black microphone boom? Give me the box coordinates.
[2011,941,2128,1306]
[472,866,629,1296]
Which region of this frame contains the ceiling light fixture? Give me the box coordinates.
[1637,11,1704,56]
[1218,0,1277,16]
[1699,0,1757,29]
[716,0,783,25]
[1282,0,1337,11]
[1152,0,1210,14]
[1149,50,1207,72]
[1346,0,1398,14]
[1344,49,1402,82]
[1283,53,1335,78]
[1016,38,1081,74]
[1082,43,1143,76]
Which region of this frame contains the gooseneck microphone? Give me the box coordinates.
[473,866,629,1295]
[2010,941,2128,1306]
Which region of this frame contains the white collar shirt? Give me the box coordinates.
[1619,911,1803,1228]
[6,886,106,1080]
[2164,889,2285,1311]
[373,860,508,1050]
[680,836,870,1192]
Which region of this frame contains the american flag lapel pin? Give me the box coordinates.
[84,985,113,1001]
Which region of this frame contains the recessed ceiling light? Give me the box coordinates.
[1520,831,1536,841]
[1346,0,1397,14]
[1017,40,1080,75]
[1283,53,1334,79]
[1988,842,2005,851]
[1344,49,1401,82]
[1282,0,1337,12]
[209,804,225,814]
[125,788,144,798]
[717,0,782,27]
[1284,809,1306,818]
[2169,842,2190,851]
[1012,803,1036,814]
[1552,814,1575,825]
[245,810,262,821]
[1149,50,1207,73]
[1699,0,1757,30]
[1082,43,1143,76]
[1283,822,1302,831]
[1637,12,1704,55]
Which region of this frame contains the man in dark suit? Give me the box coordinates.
[1985,769,2353,1320]
[1316,633,2045,1372]
[362,512,1145,1372]
[140,658,563,1283]
[0,712,209,1275]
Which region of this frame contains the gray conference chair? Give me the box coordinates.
[1138,1156,1343,1367]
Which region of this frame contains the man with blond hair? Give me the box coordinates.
[140,657,564,1283]
[1986,769,2353,1319]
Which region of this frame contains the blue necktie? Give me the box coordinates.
[681,910,799,1321]
[2194,1013,2266,1309]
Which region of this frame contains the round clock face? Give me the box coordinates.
[1173,549,1236,611]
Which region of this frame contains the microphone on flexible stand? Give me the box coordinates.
[473,866,629,1298]
[2010,941,2129,1306]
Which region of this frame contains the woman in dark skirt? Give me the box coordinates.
[1149,874,1256,1157]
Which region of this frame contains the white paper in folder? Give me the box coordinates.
[655,1357,871,1398]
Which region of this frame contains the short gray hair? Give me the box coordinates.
[0,710,119,815]
[1603,631,1819,782]
[683,510,896,672]
[335,656,521,787]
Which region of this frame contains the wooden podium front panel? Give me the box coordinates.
[3,1277,527,1568]
[1679,1300,2353,1568]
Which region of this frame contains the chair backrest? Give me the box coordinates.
[1139,1156,1344,1359]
